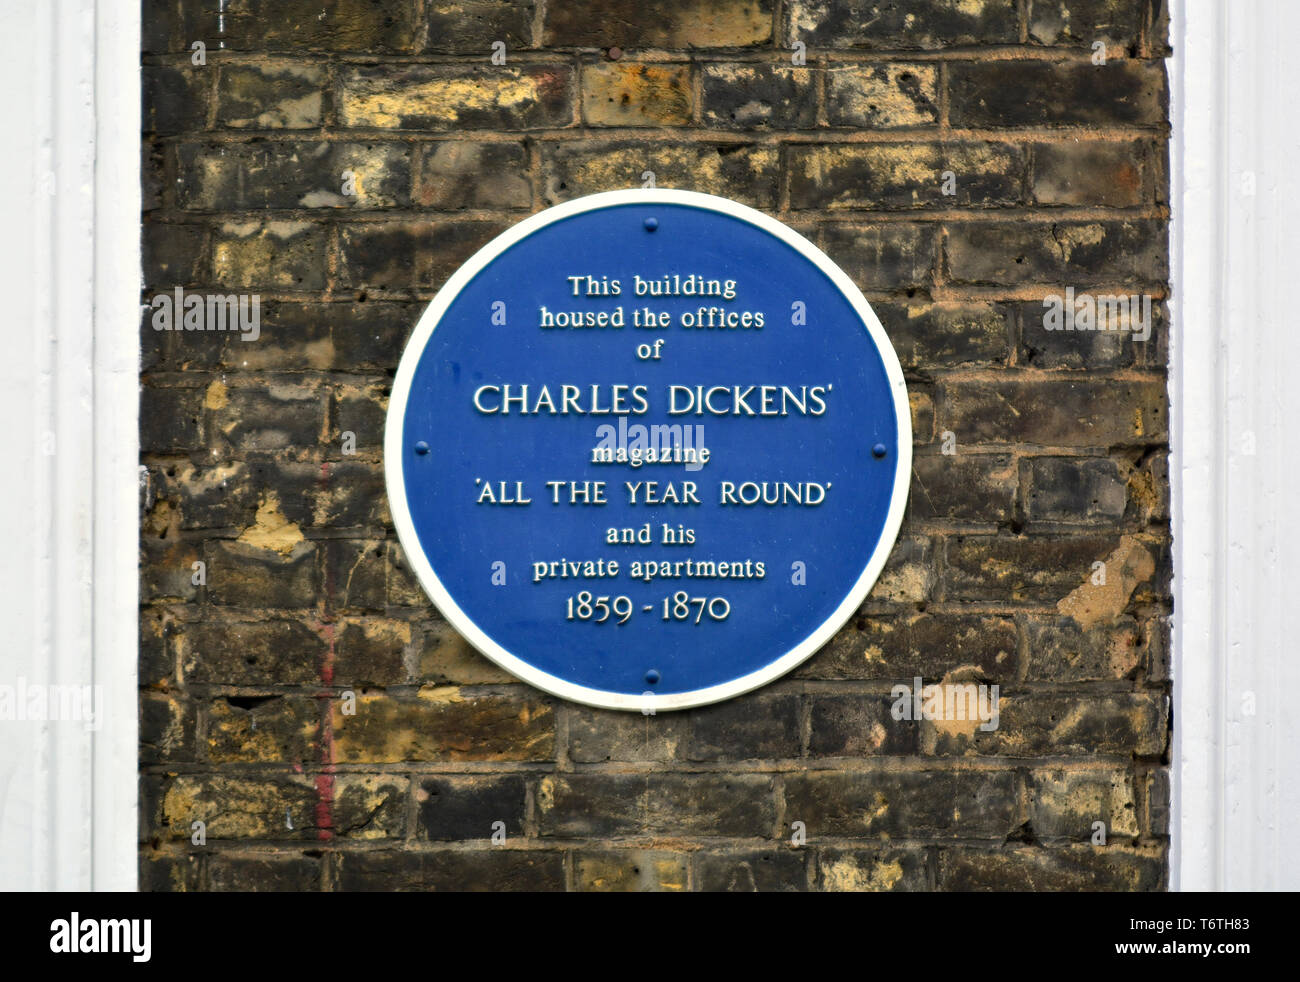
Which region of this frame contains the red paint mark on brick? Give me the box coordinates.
[314,460,337,841]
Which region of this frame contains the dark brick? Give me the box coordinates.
[1026,457,1128,524]
[323,541,388,612]
[416,620,516,684]
[538,773,776,837]
[820,225,936,291]
[545,0,773,48]
[337,848,565,891]
[207,380,329,455]
[424,1,536,53]
[1031,140,1150,207]
[789,143,1025,210]
[140,691,196,764]
[1018,297,1164,370]
[1026,0,1150,50]
[332,775,411,838]
[140,386,204,452]
[946,220,1167,286]
[337,221,506,291]
[1025,614,1144,682]
[949,61,1165,127]
[209,0,419,53]
[799,612,1019,680]
[785,0,1019,48]
[701,65,817,129]
[417,142,532,209]
[944,534,1116,603]
[138,850,201,892]
[208,853,321,891]
[938,843,1166,890]
[212,220,329,291]
[217,63,327,129]
[695,849,808,891]
[180,618,326,685]
[176,142,412,210]
[808,694,917,756]
[416,775,527,840]
[784,770,1017,838]
[909,453,1017,523]
[876,301,1012,370]
[143,66,209,135]
[685,694,801,760]
[1141,767,1170,837]
[333,617,410,684]
[938,377,1168,446]
[566,705,686,762]
[339,65,573,130]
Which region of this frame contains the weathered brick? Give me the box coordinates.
[800,612,1019,680]
[1141,766,1170,837]
[1018,297,1164,370]
[143,66,210,135]
[417,142,532,209]
[582,62,693,126]
[541,141,780,209]
[938,843,1165,890]
[176,142,412,210]
[1031,140,1149,207]
[336,848,565,890]
[685,693,801,760]
[212,220,329,291]
[140,691,196,764]
[324,537,388,614]
[180,618,327,685]
[867,535,934,603]
[938,377,1168,446]
[207,380,329,454]
[332,384,389,455]
[701,65,816,129]
[204,538,319,607]
[785,0,1019,48]
[332,775,411,838]
[386,542,428,607]
[545,0,773,48]
[574,850,688,892]
[1028,766,1138,840]
[339,65,574,130]
[424,1,536,53]
[946,220,1167,286]
[217,64,327,129]
[1024,614,1144,682]
[416,775,528,840]
[909,453,1017,523]
[825,64,939,128]
[537,773,776,837]
[331,689,555,762]
[948,61,1165,127]
[151,773,319,840]
[138,850,201,892]
[416,621,516,683]
[1026,0,1150,50]
[944,533,1115,603]
[1026,457,1128,524]
[877,303,1011,370]
[140,385,204,452]
[820,225,936,290]
[205,0,419,53]
[337,221,506,291]
[815,846,929,891]
[316,463,390,528]
[208,853,321,891]
[790,143,1026,210]
[333,617,410,684]
[566,705,686,762]
[784,770,1017,838]
[808,694,917,756]
[695,849,808,891]
[206,695,320,764]
[143,223,209,287]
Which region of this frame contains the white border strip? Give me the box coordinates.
[384,189,911,711]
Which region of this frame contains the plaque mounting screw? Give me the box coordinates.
[644,669,660,685]
[872,443,888,458]
[644,217,658,232]
[414,441,430,455]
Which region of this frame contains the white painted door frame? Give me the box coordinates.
[1170,0,1300,890]
[0,0,139,890]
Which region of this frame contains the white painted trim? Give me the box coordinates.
[0,0,138,890]
[1172,0,1300,890]
[384,189,911,711]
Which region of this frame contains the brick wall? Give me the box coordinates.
[140,0,1171,891]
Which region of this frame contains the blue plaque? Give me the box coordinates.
[386,190,910,710]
